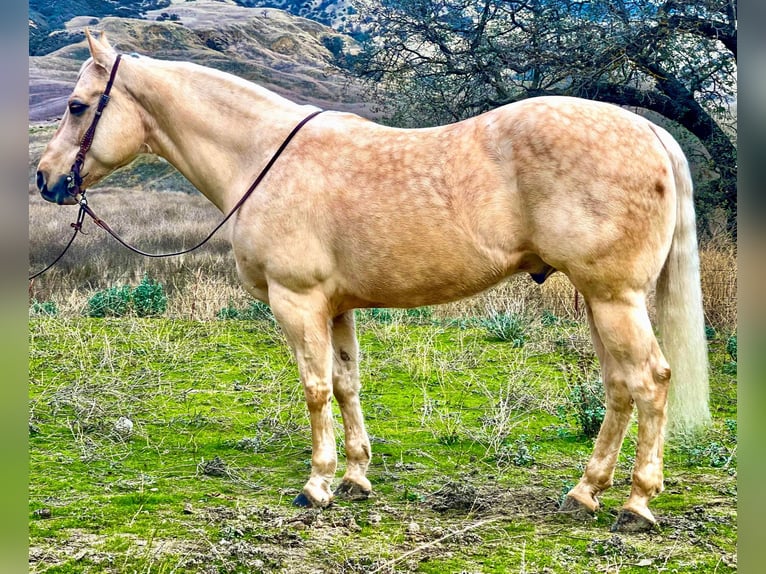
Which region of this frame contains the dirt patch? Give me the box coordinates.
[426,478,560,521]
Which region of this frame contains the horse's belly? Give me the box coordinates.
[334,238,540,309]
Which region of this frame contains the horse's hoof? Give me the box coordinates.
[292,491,333,508]
[334,480,371,501]
[611,509,658,533]
[559,495,596,521]
[292,492,313,507]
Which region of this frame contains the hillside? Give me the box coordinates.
[229,0,362,34]
[29,0,172,55]
[30,2,365,122]
[29,0,361,55]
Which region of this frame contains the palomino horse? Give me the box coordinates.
[36,30,709,532]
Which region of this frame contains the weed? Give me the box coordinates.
[557,480,576,505]
[434,411,463,446]
[217,301,240,320]
[217,299,273,321]
[541,309,559,326]
[558,363,605,439]
[28,317,737,573]
[86,285,133,317]
[586,535,637,559]
[242,300,273,321]
[671,421,737,469]
[495,435,538,467]
[571,381,606,438]
[85,275,167,317]
[365,307,395,323]
[482,312,527,347]
[403,488,426,503]
[131,274,168,317]
[724,418,737,442]
[405,306,433,323]
[680,441,733,468]
[30,299,57,317]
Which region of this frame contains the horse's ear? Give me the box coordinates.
[85,28,116,69]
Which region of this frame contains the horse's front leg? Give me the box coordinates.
[269,284,337,508]
[331,311,372,500]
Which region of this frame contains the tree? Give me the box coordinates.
[350,0,737,235]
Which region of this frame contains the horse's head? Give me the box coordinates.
[36,29,147,205]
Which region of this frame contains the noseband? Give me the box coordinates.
[67,54,123,200]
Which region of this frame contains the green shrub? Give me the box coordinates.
[679,440,733,468]
[482,312,527,347]
[405,306,433,323]
[672,421,737,468]
[541,309,559,327]
[496,435,538,467]
[724,418,737,442]
[85,276,166,318]
[131,275,167,317]
[30,299,58,317]
[241,300,273,321]
[86,285,133,317]
[558,376,606,439]
[217,300,273,321]
[216,301,240,320]
[365,308,394,323]
[722,332,737,375]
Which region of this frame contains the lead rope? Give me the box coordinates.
[29,109,323,279]
[28,204,88,281]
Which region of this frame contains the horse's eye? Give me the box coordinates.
[68,101,89,116]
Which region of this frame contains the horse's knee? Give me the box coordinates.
[303,378,333,408]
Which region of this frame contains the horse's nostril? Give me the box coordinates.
[36,171,46,191]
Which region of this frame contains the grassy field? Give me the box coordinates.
[29,311,737,573]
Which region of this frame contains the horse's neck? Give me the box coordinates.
[132,59,308,211]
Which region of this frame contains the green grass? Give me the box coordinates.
[28,315,736,573]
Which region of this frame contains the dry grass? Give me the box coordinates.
[698,233,737,331]
[29,187,251,319]
[29,187,737,330]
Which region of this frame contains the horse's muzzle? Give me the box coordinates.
[37,172,78,205]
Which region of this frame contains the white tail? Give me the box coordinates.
[652,124,711,435]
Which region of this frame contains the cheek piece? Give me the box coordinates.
[66,54,123,200]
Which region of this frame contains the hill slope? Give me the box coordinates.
[29,0,361,55]
[30,2,364,122]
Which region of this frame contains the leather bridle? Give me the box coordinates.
[30,52,323,280]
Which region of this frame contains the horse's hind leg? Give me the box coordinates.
[331,311,373,500]
[561,303,633,518]
[563,294,670,531]
[268,285,337,508]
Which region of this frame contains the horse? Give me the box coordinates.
[35,29,709,532]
